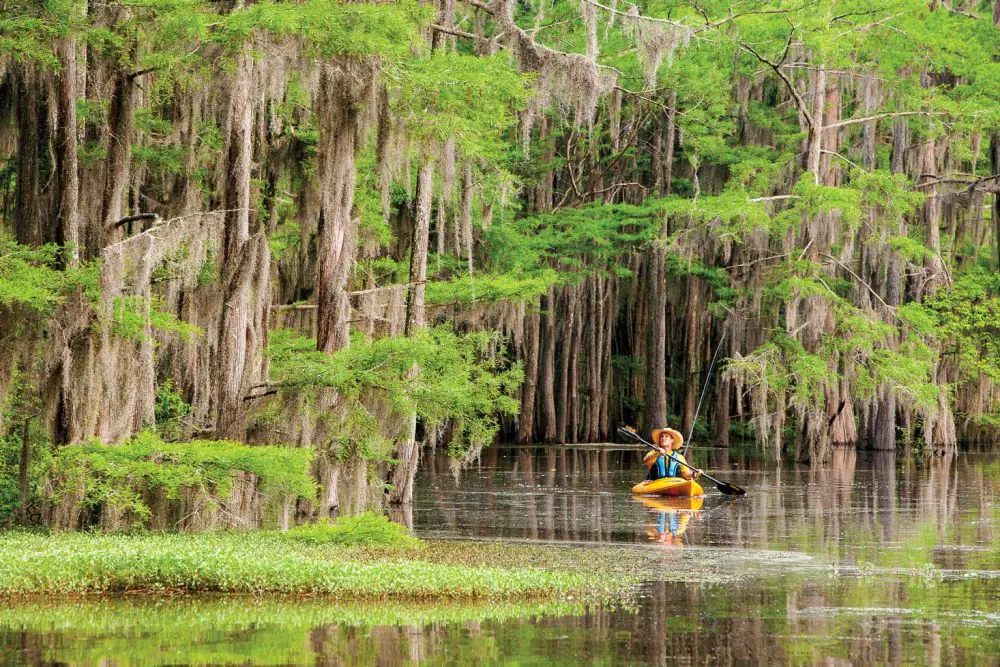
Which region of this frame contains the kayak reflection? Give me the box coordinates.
[636,496,704,546]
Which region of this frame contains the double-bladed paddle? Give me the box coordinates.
[618,425,746,496]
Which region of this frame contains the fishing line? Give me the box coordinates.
[683,328,727,457]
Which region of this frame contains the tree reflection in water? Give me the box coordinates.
[4,443,997,665]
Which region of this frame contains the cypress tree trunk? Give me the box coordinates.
[599,277,616,439]
[568,288,584,441]
[14,68,49,247]
[391,159,434,505]
[555,289,574,443]
[315,70,360,354]
[460,163,474,272]
[806,66,826,181]
[918,137,943,300]
[101,60,138,244]
[215,53,265,441]
[57,36,81,263]
[404,161,434,334]
[664,91,677,193]
[539,289,558,442]
[644,247,667,431]
[681,274,699,436]
[518,311,540,443]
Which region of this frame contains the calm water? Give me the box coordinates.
[3,444,999,665]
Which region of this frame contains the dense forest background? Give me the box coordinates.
[1,0,999,529]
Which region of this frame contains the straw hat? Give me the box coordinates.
[650,427,684,449]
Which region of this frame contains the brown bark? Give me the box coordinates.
[315,69,361,353]
[101,62,138,247]
[215,53,264,441]
[539,289,558,442]
[18,418,31,525]
[681,274,699,437]
[405,161,434,334]
[392,159,434,505]
[555,289,574,443]
[518,311,540,443]
[389,411,420,505]
[599,277,615,439]
[917,138,943,300]
[652,112,663,195]
[890,119,909,175]
[57,36,81,263]
[664,91,677,194]
[806,67,826,181]
[460,163,474,272]
[14,68,50,247]
[861,78,879,171]
[590,279,605,441]
[644,249,667,431]
[568,287,584,441]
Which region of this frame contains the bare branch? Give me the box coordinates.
[821,149,863,172]
[739,34,813,130]
[823,111,951,130]
[430,24,484,41]
[820,252,894,313]
[748,194,800,202]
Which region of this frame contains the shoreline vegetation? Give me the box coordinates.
[0,519,638,601]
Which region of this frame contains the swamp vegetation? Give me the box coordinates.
[1,0,1000,529]
[3,1,1000,663]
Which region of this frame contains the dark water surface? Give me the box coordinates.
[3,444,999,665]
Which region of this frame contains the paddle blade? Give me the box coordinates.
[715,480,746,496]
[617,425,644,443]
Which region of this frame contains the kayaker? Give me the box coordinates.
[643,427,700,482]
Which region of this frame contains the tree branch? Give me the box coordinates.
[823,111,950,130]
[739,32,813,130]
[820,252,893,313]
[430,24,484,41]
[109,212,159,229]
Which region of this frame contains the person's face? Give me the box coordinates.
[659,433,674,450]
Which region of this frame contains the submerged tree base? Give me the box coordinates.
[0,531,636,601]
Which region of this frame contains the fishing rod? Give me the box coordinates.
[618,425,746,496]
[684,328,727,457]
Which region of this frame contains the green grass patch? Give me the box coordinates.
[282,512,423,548]
[0,531,632,601]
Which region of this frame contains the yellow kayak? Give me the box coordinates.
[631,477,704,497]
[637,496,704,512]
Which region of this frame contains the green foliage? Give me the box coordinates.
[658,191,773,243]
[267,328,522,457]
[283,512,422,548]
[925,268,1000,424]
[392,51,530,159]
[45,432,316,524]
[217,0,428,60]
[111,295,202,342]
[426,271,557,306]
[0,237,100,316]
[482,202,661,280]
[0,2,59,67]
[154,380,191,441]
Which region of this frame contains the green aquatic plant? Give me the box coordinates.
[282,512,423,549]
[0,531,620,600]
